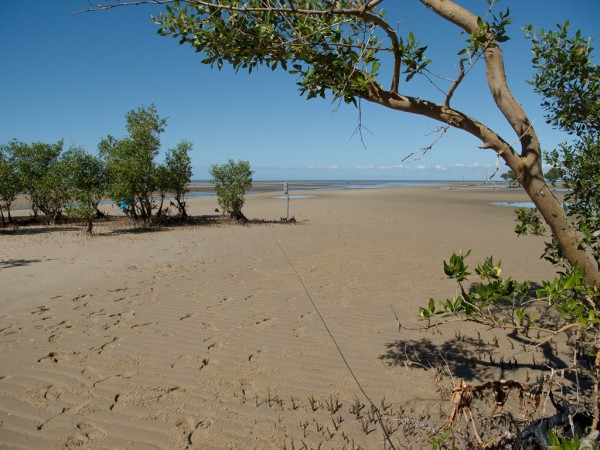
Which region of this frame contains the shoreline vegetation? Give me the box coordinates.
[0,185,566,448]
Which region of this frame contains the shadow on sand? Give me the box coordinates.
[0,258,43,269]
[380,334,571,383]
[0,214,305,237]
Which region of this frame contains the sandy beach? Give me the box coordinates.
[0,185,565,449]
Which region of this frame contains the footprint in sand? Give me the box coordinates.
[247,349,263,362]
[77,422,107,441]
[72,301,90,311]
[109,393,120,411]
[299,312,314,321]
[102,310,136,330]
[175,417,211,446]
[201,321,216,331]
[206,341,223,352]
[91,337,119,355]
[71,294,93,304]
[107,287,128,293]
[170,354,193,369]
[0,324,23,336]
[38,351,70,364]
[253,317,273,328]
[199,358,210,371]
[84,309,107,319]
[30,305,51,315]
[131,322,156,333]
[46,320,73,333]
[293,327,306,338]
[45,320,73,342]
[39,384,62,401]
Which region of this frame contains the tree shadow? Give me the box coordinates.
[0,226,81,236]
[0,258,42,269]
[382,278,568,383]
[100,214,228,235]
[99,214,303,236]
[0,214,303,238]
[381,335,571,383]
[101,225,171,236]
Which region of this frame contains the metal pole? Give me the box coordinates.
[283,182,289,221]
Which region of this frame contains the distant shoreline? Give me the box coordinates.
[187,179,506,195]
[8,179,517,212]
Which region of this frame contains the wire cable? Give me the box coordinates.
[271,228,397,450]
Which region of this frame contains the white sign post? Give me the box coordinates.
[283,182,289,221]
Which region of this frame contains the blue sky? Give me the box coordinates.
[1,1,598,181]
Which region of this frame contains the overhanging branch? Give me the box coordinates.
[84,0,402,93]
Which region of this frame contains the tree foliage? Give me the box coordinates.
[514,207,545,236]
[0,139,108,227]
[0,143,22,226]
[545,138,600,269]
[1,105,193,229]
[164,140,193,217]
[419,251,600,446]
[210,159,253,221]
[99,105,194,222]
[525,22,600,272]
[155,0,387,105]
[525,21,600,138]
[500,169,518,187]
[99,104,167,221]
[61,146,107,233]
[7,139,65,222]
[544,166,564,187]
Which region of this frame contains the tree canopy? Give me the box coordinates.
[1,104,194,229]
[99,104,167,221]
[210,159,253,221]
[0,144,22,225]
[164,140,193,217]
[61,146,107,233]
[525,21,600,272]
[7,139,65,222]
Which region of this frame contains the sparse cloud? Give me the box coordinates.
[307,165,339,170]
[355,164,406,170]
[300,161,496,175]
[465,162,492,168]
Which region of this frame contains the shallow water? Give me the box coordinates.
[272,195,318,199]
[491,201,536,208]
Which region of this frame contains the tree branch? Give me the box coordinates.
[419,0,540,166]
[444,59,464,108]
[401,125,449,162]
[361,83,518,164]
[86,0,402,93]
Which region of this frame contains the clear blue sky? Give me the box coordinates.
[1,1,598,181]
